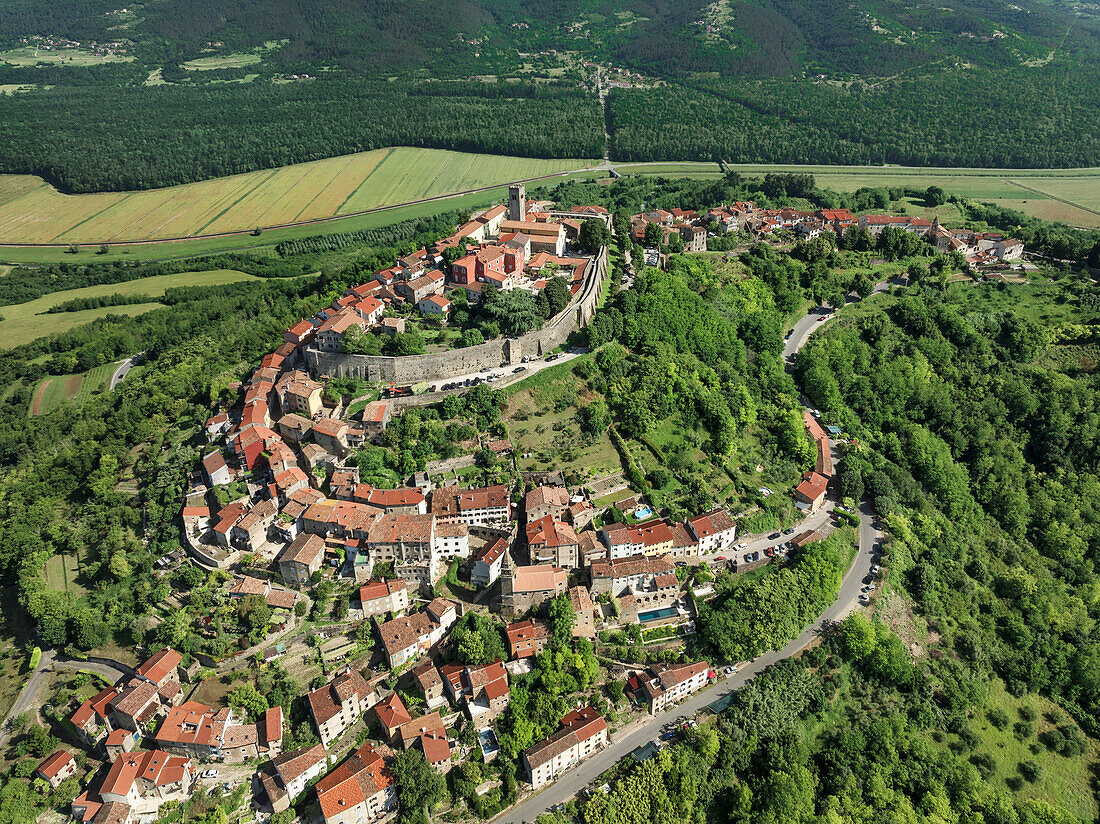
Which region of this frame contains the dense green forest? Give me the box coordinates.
[541,640,1097,824]
[1,0,1099,189]
[0,82,602,192]
[608,67,1100,168]
[791,276,1100,743]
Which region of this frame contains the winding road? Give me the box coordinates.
[495,285,893,824]
[0,652,132,749]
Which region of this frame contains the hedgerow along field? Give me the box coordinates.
[0,147,596,245]
[0,269,262,349]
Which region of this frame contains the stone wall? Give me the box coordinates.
[304,247,607,384]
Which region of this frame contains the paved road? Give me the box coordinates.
[388,351,587,412]
[495,292,891,824]
[0,649,56,749]
[53,655,130,684]
[110,357,135,391]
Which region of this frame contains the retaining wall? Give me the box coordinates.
[304,248,607,383]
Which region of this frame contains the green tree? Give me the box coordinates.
[548,592,576,644]
[392,748,446,824]
[579,218,612,253]
[227,683,269,719]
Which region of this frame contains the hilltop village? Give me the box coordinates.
[32,185,877,824]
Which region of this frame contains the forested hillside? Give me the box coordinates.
[0,0,1099,188]
[793,277,1100,739]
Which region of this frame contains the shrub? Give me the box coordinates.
[986,707,1010,729]
[1018,760,1042,783]
[1012,721,1033,741]
[969,752,996,778]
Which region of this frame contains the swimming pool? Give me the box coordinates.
[638,606,679,622]
[478,729,500,755]
[634,506,653,519]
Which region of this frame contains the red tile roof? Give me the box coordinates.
[374,693,411,731]
[316,743,393,820]
[37,751,75,780]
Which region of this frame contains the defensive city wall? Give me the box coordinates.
[304,245,608,384]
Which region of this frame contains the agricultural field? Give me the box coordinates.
[30,362,117,416]
[0,147,596,245]
[0,268,261,349]
[612,162,1100,228]
[181,53,262,70]
[0,46,134,66]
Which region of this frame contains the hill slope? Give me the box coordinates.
[0,0,1099,190]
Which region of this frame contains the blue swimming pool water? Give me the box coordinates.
[634,506,653,519]
[638,606,678,622]
[478,729,499,753]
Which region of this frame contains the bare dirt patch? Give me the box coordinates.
[879,590,934,657]
[29,378,51,415]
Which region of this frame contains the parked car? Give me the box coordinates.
[863,574,874,585]
[862,584,876,593]
[870,564,881,575]
[513,366,527,373]
[480,366,492,373]
[858,594,871,604]
[724,666,738,675]
[546,354,560,361]
[715,555,727,562]
[764,547,775,557]
[769,532,781,540]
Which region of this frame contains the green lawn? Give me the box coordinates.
[43,550,85,596]
[0,268,262,348]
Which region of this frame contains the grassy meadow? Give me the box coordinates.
[0,46,134,66]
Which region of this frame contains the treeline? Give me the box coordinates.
[0,254,305,307]
[697,532,846,661]
[609,67,1100,168]
[44,293,154,313]
[273,210,463,257]
[0,80,604,193]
